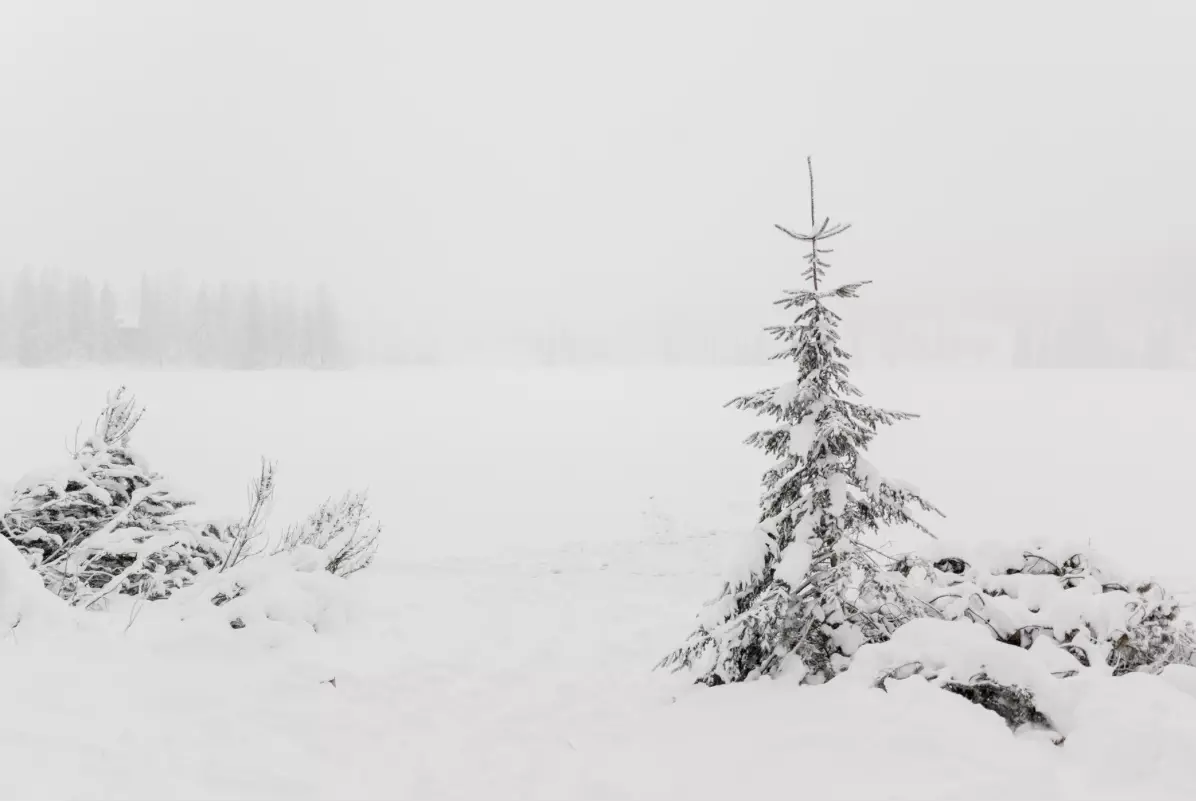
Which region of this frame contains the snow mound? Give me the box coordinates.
[599,661,1196,799]
[147,546,357,643]
[0,537,72,632]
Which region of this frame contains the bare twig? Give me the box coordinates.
[220,457,277,572]
[92,386,145,449]
[124,598,146,634]
[808,155,816,245]
[64,421,83,460]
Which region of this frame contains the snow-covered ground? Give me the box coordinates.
[1,366,1195,799]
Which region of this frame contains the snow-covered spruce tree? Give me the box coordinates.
[659,159,942,686]
[0,387,230,606]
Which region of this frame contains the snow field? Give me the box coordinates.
[0,366,1194,798]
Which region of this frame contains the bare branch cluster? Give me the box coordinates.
[220,458,278,572]
[90,386,145,450]
[273,491,380,577]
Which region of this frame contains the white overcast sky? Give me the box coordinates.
[1,1,1194,356]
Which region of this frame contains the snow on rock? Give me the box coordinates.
[846,618,1057,695]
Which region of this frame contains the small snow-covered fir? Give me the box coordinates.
[0,387,229,605]
[0,385,384,633]
[659,160,942,685]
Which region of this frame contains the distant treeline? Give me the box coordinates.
[1,269,1190,370]
[0,269,348,369]
[835,288,1196,371]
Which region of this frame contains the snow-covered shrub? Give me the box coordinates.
[658,160,941,686]
[845,617,1068,739]
[154,490,380,635]
[272,491,379,577]
[165,470,379,632]
[0,385,381,627]
[838,541,1196,734]
[219,457,277,572]
[214,461,379,580]
[163,545,356,638]
[1,387,229,606]
[895,542,1196,677]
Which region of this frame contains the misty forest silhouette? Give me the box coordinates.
[0,268,347,369]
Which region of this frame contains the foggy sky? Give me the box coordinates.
[2,1,1195,362]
